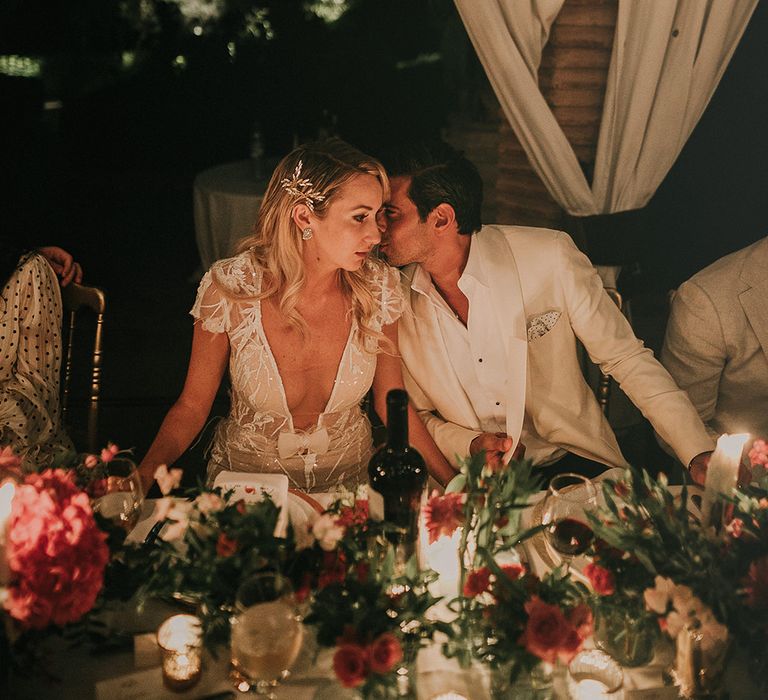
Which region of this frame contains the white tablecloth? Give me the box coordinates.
[193,160,267,271]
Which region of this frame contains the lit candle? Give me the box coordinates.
[0,480,16,585]
[430,694,469,700]
[702,433,750,526]
[570,678,611,700]
[423,529,462,599]
[156,614,203,690]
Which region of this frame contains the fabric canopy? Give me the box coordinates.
[454,0,757,216]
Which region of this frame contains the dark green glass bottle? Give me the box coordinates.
[368,389,427,555]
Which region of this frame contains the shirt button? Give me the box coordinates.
[495,402,500,406]
[478,358,483,363]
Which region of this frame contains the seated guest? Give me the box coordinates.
[379,142,715,484]
[662,236,768,443]
[0,238,81,470]
[139,139,453,494]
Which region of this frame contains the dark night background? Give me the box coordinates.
[1,0,766,476]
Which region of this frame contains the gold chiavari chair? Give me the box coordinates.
[61,283,106,453]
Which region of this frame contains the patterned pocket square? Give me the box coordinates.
[527,310,561,341]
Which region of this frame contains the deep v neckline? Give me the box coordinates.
[256,285,356,433]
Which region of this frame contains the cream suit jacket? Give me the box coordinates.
[662,236,768,441]
[398,225,714,469]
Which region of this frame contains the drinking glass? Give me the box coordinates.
[541,473,597,570]
[90,458,144,532]
[230,572,304,697]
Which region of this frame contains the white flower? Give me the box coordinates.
[154,464,183,496]
[154,497,191,542]
[644,575,675,614]
[312,513,345,551]
[194,492,224,515]
[294,522,316,551]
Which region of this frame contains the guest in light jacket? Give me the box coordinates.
[379,142,714,485]
[662,236,768,443]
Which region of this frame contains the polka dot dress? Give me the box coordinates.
[0,253,73,470]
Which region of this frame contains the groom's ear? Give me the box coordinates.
[431,203,457,234]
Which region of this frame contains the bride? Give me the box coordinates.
[139,139,454,493]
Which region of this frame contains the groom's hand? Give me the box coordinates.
[470,432,513,470]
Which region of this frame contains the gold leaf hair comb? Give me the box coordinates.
[280,160,326,211]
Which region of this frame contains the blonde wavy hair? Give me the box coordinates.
[235,138,391,350]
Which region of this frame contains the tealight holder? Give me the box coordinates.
[567,649,623,699]
[156,614,203,691]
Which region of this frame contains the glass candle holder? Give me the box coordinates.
[157,614,203,691]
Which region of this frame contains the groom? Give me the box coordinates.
[379,142,714,484]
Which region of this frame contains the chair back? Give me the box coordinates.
[61,283,106,453]
[597,287,623,413]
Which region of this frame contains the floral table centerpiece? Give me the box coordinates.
[428,454,592,698]
[588,462,768,697]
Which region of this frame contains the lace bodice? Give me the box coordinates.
[190,252,403,492]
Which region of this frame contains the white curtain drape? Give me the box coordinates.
[454,0,758,216]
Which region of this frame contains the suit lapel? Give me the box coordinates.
[475,227,529,459]
[739,238,768,366]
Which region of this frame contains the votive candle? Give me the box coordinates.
[702,433,749,526]
[157,614,203,691]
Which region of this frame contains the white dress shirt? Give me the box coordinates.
[409,239,564,465]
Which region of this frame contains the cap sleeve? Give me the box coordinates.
[190,253,262,334]
[369,261,404,330]
[190,270,231,334]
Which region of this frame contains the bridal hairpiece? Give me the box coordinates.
[280,160,326,211]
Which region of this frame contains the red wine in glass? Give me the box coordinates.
[550,518,594,557]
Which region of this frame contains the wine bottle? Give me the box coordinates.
[368,389,427,560]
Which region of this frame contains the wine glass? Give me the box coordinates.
[90,458,144,532]
[541,473,597,570]
[230,572,304,697]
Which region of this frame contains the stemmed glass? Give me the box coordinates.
[90,458,144,532]
[541,473,597,570]
[230,572,304,697]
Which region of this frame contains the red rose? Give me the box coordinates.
[336,500,369,528]
[318,551,347,589]
[424,491,465,544]
[584,562,616,596]
[368,632,403,674]
[519,596,571,664]
[463,567,492,597]
[500,563,525,581]
[356,561,370,583]
[568,604,593,639]
[216,533,238,557]
[333,644,369,687]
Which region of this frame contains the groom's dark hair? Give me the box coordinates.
[383,140,483,235]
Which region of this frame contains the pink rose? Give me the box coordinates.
[463,567,492,598]
[368,632,403,674]
[423,491,465,544]
[100,443,120,463]
[519,596,572,664]
[153,464,183,496]
[584,562,616,596]
[749,439,768,468]
[83,454,98,469]
[333,644,369,688]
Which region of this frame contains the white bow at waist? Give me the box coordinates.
[277,426,331,459]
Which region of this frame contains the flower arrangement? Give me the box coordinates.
[428,453,591,689]
[299,490,445,697]
[1,468,109,630]
[588,462,768,687]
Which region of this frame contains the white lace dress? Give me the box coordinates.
[191,252,403,492]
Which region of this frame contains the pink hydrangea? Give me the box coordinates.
[4,469,109,629]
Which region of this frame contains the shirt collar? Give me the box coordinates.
[410,237,487,297]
